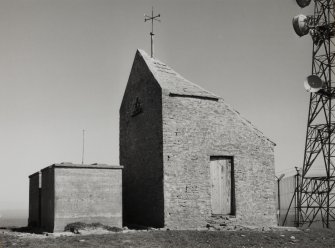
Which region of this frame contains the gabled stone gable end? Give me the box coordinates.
[120,49,276,229]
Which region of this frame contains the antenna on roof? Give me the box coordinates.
[82,129,85,164]
[144,7,161,58]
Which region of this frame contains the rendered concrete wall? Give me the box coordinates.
[162,96,276,229]
[41,167,55,232]
[120,52,164,228]
[40,164,122,232]
[28,172,41,227]
[53,167,122,232]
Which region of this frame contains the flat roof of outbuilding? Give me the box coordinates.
[40,162,123,171]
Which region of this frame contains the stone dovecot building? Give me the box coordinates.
[120,49,276,229]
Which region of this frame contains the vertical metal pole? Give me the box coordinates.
[144,7,160,58]
[277,179,281,225]
[276,174,285,226]
[82,129,85,165]
[151,34,154,58]
[151,7,154,58]
[326,1,331,228]
[295,167,300,227]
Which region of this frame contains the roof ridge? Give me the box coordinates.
[135,49,275,145]
[137,49,219,98]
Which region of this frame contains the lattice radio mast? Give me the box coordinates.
[287,0,335,228]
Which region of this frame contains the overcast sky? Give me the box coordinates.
[0,0,315,216]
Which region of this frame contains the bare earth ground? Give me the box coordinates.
[0,227,335,248]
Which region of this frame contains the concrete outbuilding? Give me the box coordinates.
[28,172,41,227]
[28,163,123,232]
[120,49,277,229]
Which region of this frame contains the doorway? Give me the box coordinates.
[210,156,235,215]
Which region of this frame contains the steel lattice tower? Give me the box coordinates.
[293,0,335,228]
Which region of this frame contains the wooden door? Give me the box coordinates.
[210,157,232,215]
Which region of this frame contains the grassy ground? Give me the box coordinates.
[1,228,335,248]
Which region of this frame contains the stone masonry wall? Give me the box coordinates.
[162,95,276,229]
[120,51,165,227]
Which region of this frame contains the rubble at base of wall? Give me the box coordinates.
[205,215,237,230]
[203,215,281,232]
[205,224,278,232]
[150,224,291,232]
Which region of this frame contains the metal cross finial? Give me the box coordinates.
[144,7,161,58]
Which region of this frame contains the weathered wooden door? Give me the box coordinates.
[210,157,232,215]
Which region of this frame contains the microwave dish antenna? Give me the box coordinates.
[296,0,311,8]
[292,14,310,36]
[304,75,324,93]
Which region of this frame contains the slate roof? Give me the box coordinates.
[137,49,219,99]
[135,49,275,146]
